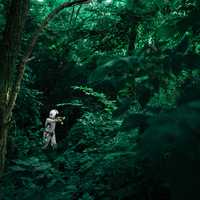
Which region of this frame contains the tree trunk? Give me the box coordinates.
[0,114,9,173]
[0,0,29,175]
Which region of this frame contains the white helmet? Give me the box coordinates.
[49,109,59,119]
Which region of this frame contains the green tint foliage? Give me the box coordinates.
[14,67,43,129]
[2,0,200,199]
[72,86,117,113]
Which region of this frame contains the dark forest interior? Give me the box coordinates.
[1,0,200,199]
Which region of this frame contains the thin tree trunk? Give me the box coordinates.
[0,119,8,173]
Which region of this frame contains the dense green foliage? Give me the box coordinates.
[1,0,200,199]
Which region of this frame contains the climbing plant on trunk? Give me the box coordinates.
[0,0,91,175]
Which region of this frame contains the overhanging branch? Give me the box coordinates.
[7,0,92,117]
[21,0,91,69]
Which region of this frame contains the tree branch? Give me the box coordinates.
[75,5,83,22]
[7,0,92,118]
[70,7,75,24]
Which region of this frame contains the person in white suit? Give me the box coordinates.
[42,109,65,149]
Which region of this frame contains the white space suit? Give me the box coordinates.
[42,109,60,149]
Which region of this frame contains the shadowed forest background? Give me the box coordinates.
[1,0,200,199]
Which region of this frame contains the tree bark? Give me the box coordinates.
[0,0,29,175]
[0,0,91,175]
[0,118,9,174]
